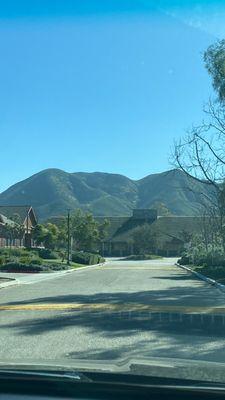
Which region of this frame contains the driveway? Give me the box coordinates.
[0,257,225,364]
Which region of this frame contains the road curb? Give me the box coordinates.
[0,261,106,289]
[176,262,225,293]
[68,261,106,273]
[0,279,19,289]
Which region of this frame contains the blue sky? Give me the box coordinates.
[1,0,224,191]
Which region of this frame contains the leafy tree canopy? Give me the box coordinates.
[204,39,225,102]
[70,210,109,252]
[32,223,61,250]
[32,210,110,253]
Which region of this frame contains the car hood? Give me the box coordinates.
[1,356,225,384]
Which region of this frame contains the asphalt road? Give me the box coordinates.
[1,257,225,365]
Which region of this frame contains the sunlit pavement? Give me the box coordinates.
[1,257,225,364]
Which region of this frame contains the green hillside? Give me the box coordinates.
[0,168,215,220]
[137,169,215,216]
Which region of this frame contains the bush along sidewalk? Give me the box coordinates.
[178,248,225,284]
[0,248,105,273]
[0,262,71,273]
[72,251,105,265]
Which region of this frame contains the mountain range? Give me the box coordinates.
[0,168,214,221]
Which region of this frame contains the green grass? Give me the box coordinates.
[70,262,86,269]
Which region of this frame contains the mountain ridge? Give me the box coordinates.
[0,168,214,220]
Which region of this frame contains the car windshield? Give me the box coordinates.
[1,0,225,383]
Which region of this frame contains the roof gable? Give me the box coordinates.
[0,206,37,225]
[110,215,204,243]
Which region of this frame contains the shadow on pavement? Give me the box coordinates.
[1,282,224,308]
[150,274,194,281]
[1,258,225,362]
[1,285,225,341]
[66,335,225,363]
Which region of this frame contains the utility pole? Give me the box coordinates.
[67,209,71,265]
[26,207,29,248]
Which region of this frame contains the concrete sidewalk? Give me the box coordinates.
[0,269,74,289]
[0,277,16,289]
[0,262,105,289]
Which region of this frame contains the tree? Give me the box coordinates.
[32,212,110,254]
[98,218,110,242]
[44,223,60,249]
[174,40,225,187]
[173,101,225,188]
[204,40,225,103]
[32,223,60,250]
[70,210,101,252]
[32,224,46,246]
[3,223,14,247]
[173,40,225,251]
[3,214,25,247]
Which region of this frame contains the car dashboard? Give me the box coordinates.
[1,369,225,400]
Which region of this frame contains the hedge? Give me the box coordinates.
[0,262,70,273]
[178,251,225,268]
[72,251,104,265]
[31,248,59,260]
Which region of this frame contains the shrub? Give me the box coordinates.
[178,246,225,267]
[0,248,60,261]
[178,255,190,265]
[0,248,29,257]
[44,263,70,271]
[0,262,44,273]
[0,262,70,273]
[0,248,9,257]
[72,251,104,265]
[34,248,59,260]
[8,248,27,257]
[30,258,42,265]
[19,256,32,265]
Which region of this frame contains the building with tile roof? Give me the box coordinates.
[0,206,38,248]
[97,209,203,257]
